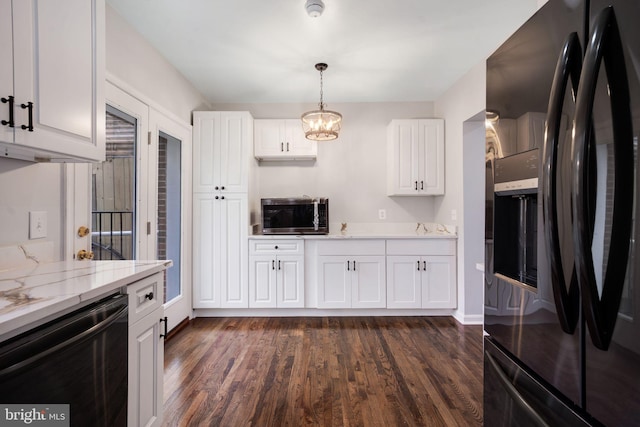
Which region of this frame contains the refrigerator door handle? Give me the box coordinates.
[542,32,582,334]
[485,350,551,427]
[573,6,634,351]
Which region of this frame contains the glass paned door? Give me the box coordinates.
[149,109,192,331]
[91,106,137,260]
[157,131,181,301]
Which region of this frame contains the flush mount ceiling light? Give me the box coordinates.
[301,63,342,141]
[305,0,325,17]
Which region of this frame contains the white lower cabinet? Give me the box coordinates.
[127,273,165,427]
[317,255,386,308]
[249,239,304,308]
[387,255,456,308]
[316,240,386,309]
[386,239,456,309]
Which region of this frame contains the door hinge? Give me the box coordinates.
[148,131,152,145]
[147,221,151,235]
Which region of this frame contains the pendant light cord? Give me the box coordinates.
[319,68,324,110]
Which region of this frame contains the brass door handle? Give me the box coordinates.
[77,249,94,260]
[77,226,90,237]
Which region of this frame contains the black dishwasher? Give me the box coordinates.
[0,293,128,426]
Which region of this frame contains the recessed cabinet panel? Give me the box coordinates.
[352,256,386,308]
[386,256,422,309]
[422,256,456,308]
[318,257,350,308]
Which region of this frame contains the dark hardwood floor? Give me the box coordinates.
[162,317,483,427]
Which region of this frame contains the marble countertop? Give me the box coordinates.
[0,260,171,340]
[250,222,458,240]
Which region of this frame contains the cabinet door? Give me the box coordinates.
[219,194,248,308]
[278,255,305,308]
[193,111,251,192]
[192,193,220,308]
[387,120,420,195]
[417,119,444,195]
[219,112,251,192]
[249,255,277,308]
[285,119,317,158]
[317,256,350,308]
[386,256,422,309]
[422,255,456,308]
[254,119,285,159]
[12,0,105,161]
[352,256,386,308]
[128,309,164,427]
[0,0,13,145]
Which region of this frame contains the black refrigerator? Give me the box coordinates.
[484,0,640,425]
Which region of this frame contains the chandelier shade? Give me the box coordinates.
[301,63,342,141]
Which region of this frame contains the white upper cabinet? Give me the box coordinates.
[254,119,317,160]
[193,111,252,193]
[387,119,444,195]
[0,0,105,162]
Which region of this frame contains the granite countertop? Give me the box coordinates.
[0,259,171,339]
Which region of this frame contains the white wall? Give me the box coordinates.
[0,6,210,258]
[434,62,486,323]
[105,5,210,122]
[211,102,437,227]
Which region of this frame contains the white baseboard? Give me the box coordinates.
[452,312,484,325]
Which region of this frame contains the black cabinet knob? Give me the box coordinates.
[145,292,154,300]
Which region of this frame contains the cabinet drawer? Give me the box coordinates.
[127,273,164,324]
[249,239,303,255]
[386,239,455,256]
[317,239,385,256]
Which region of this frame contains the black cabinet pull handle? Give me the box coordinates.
[423,261,427,271]
[215,196,219,200]
[160,316,168,339]
[414,181,418,190]
[352,260,356,271]
[215,186,219,190]
[221,196,225,200]
[144,292,154,300]
[281,142,284,152]
[347,261,350,271]
[417,260,420,271]
[221,186,225,190]
[20,102,33,131]
[1,96,14,127]
[272,260,275,270]
[420,181,424,190]
[286,142,290,152]
[278,260,281,270]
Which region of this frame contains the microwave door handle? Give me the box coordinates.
[542,32,582,334]
[313,200,319,231]
[573,6,634,351]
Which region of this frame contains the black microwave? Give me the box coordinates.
[261,198,329,234]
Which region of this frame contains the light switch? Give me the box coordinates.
[29,211,47,239]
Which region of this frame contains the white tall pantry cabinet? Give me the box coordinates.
[192,112,253,308]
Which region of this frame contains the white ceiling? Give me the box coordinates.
[107,0,539,105]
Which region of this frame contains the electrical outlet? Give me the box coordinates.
[378,209,387,220]
[29,211,47,239]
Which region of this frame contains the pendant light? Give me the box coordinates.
[301,63,342,141]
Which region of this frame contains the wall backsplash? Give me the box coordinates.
[0,158,63,259]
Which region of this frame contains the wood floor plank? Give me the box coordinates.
[162,317,483,427]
